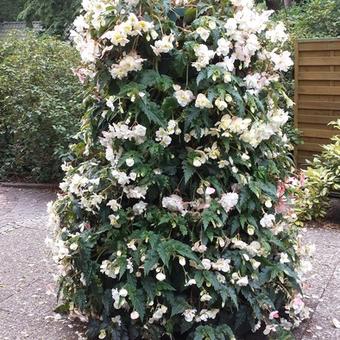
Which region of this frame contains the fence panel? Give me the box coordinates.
[295,39,340,168]
[0,21,42,38]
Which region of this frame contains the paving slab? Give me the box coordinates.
[0,187,86,340]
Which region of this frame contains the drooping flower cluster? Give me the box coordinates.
[50,0,310,339]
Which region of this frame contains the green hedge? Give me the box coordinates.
[0,32,82,182]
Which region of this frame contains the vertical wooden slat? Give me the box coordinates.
[294,40,300,165]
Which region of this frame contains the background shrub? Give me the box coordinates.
[277,0,340,41]
[292,120,340,222]
[0,32,82,182]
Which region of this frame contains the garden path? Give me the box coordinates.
[0,186,339,340]
[0,186,86,339]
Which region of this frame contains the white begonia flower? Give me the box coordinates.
[200,293,212,302]
[280,252,290,264]
[98,330,107,339]
[217,55,236,73]
[215,97,228,111]
[73,15,88,32]
[127,239,137,251]
[100,260,120,279]
[125,0,140,6]
[193,158,202,167]
[236,275,249,286]
[155,128,172,147]
[185,279,196,286]
[205,187,216,196]
[195,93,213,109]
[224,17,238,35]
[130,311,140,320]
[126,158,134,167]
[270,50,293,72]
[51,239,69,262]
[106,96,115,111]
[183,309,197,322]
[151,305,168,321]
[191,241,207,253]
[179,256,186,266]
[132,201,148,215]
[212,258,231,273]
[151,34,175,55]
[260,213,275,228]
[196,27,210,41]
[162,194,185,213]
[134,20,154,33]
[124,185,148,199]
[198,309,219,322]
[202,258,212,270]
[119,288,128,297]
[132,124,147,138]
[110,52,145,80]
[250,259,261,270]
[173,85,195,107]
[101,29,129,46]
[219,192,239,213]
[216,38,231,56]
[192,44,215,71]
[167,119,181,135]
[263,324,277,336]
[265,22,288,44]
[112,170,131,186]
[156,272,166,281]
[70,243,78,251]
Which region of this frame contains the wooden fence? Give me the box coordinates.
[0,21,42,38]
[295,38,340,168]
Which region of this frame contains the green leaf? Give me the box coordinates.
[141,277,157,300]
[139,99,166,127]
[156,242,171,267]
[182,160,195,184]
[127,284,146,320]
[194,326,216,340]
[165,239,200,263]
[144,249,159,275]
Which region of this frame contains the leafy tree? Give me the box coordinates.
[0,0,25,22]
[19,0,81,37]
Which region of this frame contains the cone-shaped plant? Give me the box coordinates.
[49,0,311,338]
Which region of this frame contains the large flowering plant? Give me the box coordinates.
[49,0,311,338]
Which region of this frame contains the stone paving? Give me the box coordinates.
[0,186,85,340]
[0,186,339,340]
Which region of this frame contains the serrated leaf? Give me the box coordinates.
[182,160,195,184]
[144,249,159,275]
[156,242,171,267]
[141,277,157,300]
[127,286,146,320]
[139,99,165,127]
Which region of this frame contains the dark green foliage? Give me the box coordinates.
[276,0,340,40]
[0,0,25,22]
[0,32,82,182]
[19,0,81,37]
